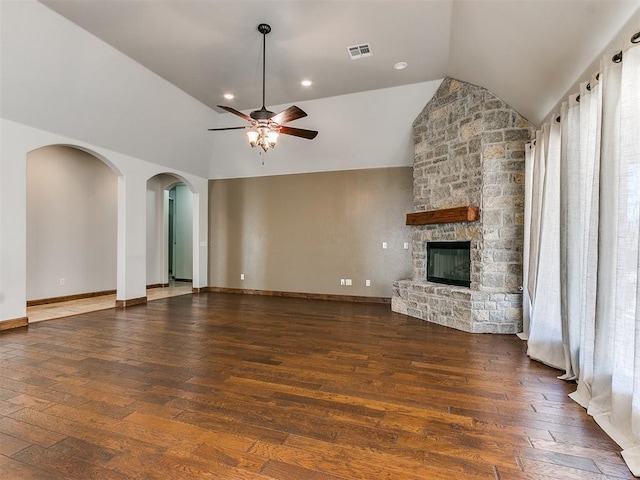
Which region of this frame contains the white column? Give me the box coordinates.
[191,179,209,290]
[117,174,147,303]
[0,127,27,324]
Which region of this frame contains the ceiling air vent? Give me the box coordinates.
[347,43,373,60]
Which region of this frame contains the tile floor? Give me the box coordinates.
[26,281,193,323]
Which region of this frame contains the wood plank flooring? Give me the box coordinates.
[0,293,632,479]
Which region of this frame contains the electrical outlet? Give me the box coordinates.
[404,242,409,249]
[345,279,352,286]
[365,279,371,287]
[240,273,245,280]
[340,279,345,286]
[382,242,388,249]
[59,278,65,286]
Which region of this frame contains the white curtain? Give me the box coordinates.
[524,33,640,474]
[528,120,565,369]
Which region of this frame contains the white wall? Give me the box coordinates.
[209,80,442,179]
[0,119,209,324]
[27,146,118,300]
[0,1,211,324]
[0,0,215,177]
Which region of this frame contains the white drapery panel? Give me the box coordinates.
[524,33,640,475]
[527,120,565,369]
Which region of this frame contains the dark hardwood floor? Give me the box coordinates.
[0,293,632,479]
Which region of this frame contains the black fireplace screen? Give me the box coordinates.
[427,241,471,287]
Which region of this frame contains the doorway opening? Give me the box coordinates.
[26,145,118,304]
[168,184,193,283]
[168,195,175,280]
[146,175,194,296]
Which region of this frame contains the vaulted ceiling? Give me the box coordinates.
[40,0,639,126]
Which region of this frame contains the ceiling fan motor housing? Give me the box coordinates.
[250,108,275,121]
[257,23,271,35]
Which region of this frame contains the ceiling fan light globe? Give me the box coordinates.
[247,130,259,147]
[267,131,279,146]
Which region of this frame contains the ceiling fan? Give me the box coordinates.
[208,23,318,152]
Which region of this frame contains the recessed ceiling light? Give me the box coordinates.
[394,61,408,70]
[223,93,235,100]
[301,79,313,87]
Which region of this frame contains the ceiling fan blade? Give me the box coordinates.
[270,105,307,125]
[279,126,318,140]
[217,105,253,122]
[207,126,248,131]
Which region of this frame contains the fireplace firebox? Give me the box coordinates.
[427,241,471,288]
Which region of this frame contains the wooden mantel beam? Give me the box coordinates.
[406,206,479,226]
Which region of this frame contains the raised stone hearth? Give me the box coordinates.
[392,78,535,333]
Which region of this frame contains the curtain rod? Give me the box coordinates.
[610,30,640,64]
[613,51,622,63]
[534,30,639,130]
[552,30,639,124]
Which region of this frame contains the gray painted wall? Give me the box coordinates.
[208,167,414,298]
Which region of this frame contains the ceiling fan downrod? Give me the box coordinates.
[258,23,271,113]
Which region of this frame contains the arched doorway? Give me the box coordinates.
[146,174,195,296]
[26,145,118,304]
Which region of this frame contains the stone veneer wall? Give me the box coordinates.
[391,78,535,333]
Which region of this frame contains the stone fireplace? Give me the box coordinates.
[391,78,535,333]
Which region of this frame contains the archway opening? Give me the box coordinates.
[146,174,194,299]
[26,145,118,306]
